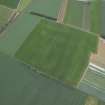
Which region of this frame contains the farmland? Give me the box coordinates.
[0,13,41,56]
[90,0,101,34]
[16,19,98,85]
[0,0,63,56]
[64,0,84,27]
[0,53,87,105]
[0,0,20,9]
[64,0,101,33]
[0,0,104,104]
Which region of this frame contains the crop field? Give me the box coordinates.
[0,0,104,104]
[16,19,98,85]
[0,0,63,56]
[0,13,41,56]
[0,53,87,105]
[25,0,63,18]
[90,0,101,34]
[64,0,84,27]
[78,65,105,102]
[0,0,20,9]
[0,5,13,26]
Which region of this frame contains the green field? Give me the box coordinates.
[0,53,87,105]
[64,0,101,33]
[90,0,101,34]
[64,0,83,27]
[79,67,105,102]
[0,5,13,26]
[0,13,41,56]
[0,0,20,9]
[16,19,98,85]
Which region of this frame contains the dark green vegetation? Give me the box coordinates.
[0,0,20,9]
[64,0,83,27]
[16,20,98,85]
[0,0,63,56]
[0,53,87,105]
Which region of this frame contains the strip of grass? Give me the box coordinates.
[64,0,83,27]
[16,19,98,85]
[90,0,101,34]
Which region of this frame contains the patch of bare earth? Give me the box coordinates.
[90,38,105,68]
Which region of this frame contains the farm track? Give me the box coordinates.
[57,0,68,23]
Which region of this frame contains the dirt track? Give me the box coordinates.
[57,0,68,23]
